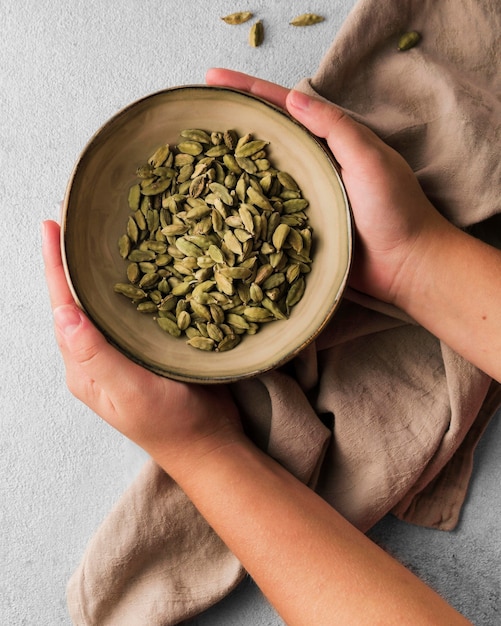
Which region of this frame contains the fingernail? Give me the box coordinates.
[54,304,83,337]
[288,90,312,111]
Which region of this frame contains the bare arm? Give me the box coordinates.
[43,219,470,625]
[164,439,471,626]
[285,87,501,382]
[392,222,501,381]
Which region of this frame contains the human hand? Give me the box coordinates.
[206,69,451,306]
[42,220,242,474]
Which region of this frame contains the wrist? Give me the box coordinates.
[389,210,457,313]
[151,424,250,484]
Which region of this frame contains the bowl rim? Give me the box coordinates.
[61,84,353,383]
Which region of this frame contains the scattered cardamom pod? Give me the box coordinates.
[397,31,421,51]
[249,20,264,47]
[289,13,325,27]
[221,11,253,25]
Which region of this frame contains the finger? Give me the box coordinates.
[206,68,289,110]
[42,220,76,310]
[52,303,142,433]
[285,90,382,172]
[53,301,151,396]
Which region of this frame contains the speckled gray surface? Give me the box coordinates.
[1,0,500,624]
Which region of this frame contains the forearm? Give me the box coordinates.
[393,215,501,382]
[160,440,470,626]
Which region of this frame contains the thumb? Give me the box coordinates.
[53,303,141,388]
[285,89,383,173]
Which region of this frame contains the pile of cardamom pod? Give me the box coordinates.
[114,128,313,352]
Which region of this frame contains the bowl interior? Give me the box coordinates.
[62,86,352,382]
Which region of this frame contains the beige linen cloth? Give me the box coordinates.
[67,0,501,623]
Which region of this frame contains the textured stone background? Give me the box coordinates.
[1,1,499,624]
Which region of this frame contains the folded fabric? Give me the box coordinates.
[67,0,501,623]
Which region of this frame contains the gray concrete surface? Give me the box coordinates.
[1,0,499,624]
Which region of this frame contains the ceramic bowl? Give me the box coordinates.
[61,86,352,383]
